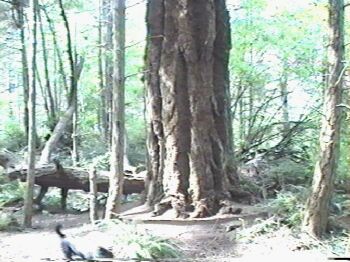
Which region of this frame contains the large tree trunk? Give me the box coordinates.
[23,0,38,228]
[145,0,238,218]
[302,0,344,238]
[105,0,125,219]
[144,1,165,206]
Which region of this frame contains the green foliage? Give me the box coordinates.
[67,191,89,212]
[41,188,61,208]
[240,157,312,199]
[42,189,89,212]
[240,177,262,196]
[83,153,111,170]
[237,220,348,257]
[268,186,308,227]
[96,220,182,260]
[0,212,18,231]
[126,115,146,165]
[240,217,281,239]
[230,0,325,153]
[268,158,312,187]
[0,121,26,151]
[0,181,25,207]
[325,232,349,255]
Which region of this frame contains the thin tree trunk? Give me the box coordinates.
[98,0,106,138]
[40,0,83,164]
[104,0,113,147]
[303,0,344,238]
[89,164,99,222]
[42,7,69,94]
[72,94,79,166]
[105,0,125,219]
[39,59,83,164]
[38,8,56,130]
[58,0,75,106]
[238,83,246,151]
[35,65,50,120]
[23,0,38,228]
[280,70,290,136]
[14,2,30,142]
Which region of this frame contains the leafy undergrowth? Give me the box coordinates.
[0,180,24,207]
[77,219,183,260]
[267,185,308,227]
[234,216,349,260]
[0,212,20,231]
[230,186,350,259]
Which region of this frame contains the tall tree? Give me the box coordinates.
[105,0,125,219]
[145,0,238,218]
[12,0,30,142]
[303,0,344,238]
[39,0,83,164]
[38,8,56,130]
[42,7,68,93]
[23,0,38,227]
[98,0,105,136]
[103,0,114,146]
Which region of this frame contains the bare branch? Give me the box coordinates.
[125,35,163,49]
[126,0,145,9]
[333,62,348,87]
[336,103,350,110]
[0,0,14,5]
[125,69,149,79]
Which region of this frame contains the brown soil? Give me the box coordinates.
[0,202,341,261]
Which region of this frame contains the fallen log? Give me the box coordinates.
[6,162,145,209]
[7,163,145,194]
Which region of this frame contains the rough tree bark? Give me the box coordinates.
[145,0,239,218]
[105,0,125,219]
[302,0,344,238]
[23,0,38,228]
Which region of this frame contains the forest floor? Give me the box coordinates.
[0,200,345,261]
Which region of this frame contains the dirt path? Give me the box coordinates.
[0,212,91,261]
[0,203,274,261]
[0,215,236,261]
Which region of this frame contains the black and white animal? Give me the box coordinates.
[55,224,86,260]
[55,224,114,261]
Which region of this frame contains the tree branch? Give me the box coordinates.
[336,103,350,110]
[0,0,14,4]
[126,0,145,9]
